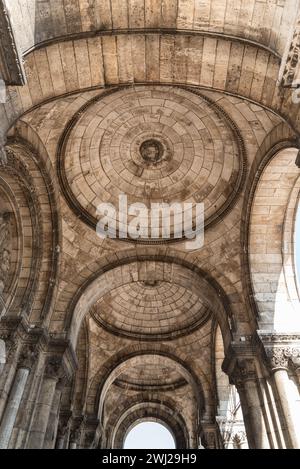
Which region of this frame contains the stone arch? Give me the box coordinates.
[1,140,61,323]
[104,393,190,448]
[248,144,300,330]
[112,401,189,449]
[57,257,235,351]
[2,33,294,137]
[9,0,298,56]
[85,343,213,420]
[0,177,22,317]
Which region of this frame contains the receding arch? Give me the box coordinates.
[249,145,300,330]
[116,406,186,449]
[85,343,210,420]
[60,258,235,351]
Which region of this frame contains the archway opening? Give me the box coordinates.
[123,421,176,449]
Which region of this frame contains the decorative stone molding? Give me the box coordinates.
[280,15,300,87]
[0,211,12,295]
[0,0,25,85]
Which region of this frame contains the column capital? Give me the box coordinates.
[44,355,65,380]
[18,343,38,370]
[258,332,300,372]
[70,417,84,445]
[230,358,257,387]
[222,335,260,384]
[57,411,72,435]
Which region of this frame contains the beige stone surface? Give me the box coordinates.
[0,0,300,451]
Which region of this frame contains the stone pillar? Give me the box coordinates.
[69,418,83,449]
[0,334,19,421]
[0,344,37,449]
[230,359,271,449]
[0,367,29,449]
[43,379,65,449]
[55,412,71,449]
[266,346,300,449]
[27,356,63,449]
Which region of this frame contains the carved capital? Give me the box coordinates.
[44,356,64,380]
[18,344,38,370]
[230,358,257,387]
[70,419,83,445]
[266,347,300,371]
[258,332,300,372]
[57,415,70,441]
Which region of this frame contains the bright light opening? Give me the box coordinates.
[123,421,176,449]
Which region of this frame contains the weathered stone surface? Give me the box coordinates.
[0,0,300,450]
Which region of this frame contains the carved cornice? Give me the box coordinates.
[0,0,25,85]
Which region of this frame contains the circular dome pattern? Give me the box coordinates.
[59,85,245,242]
[90,280,211,340]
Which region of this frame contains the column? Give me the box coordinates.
[268,347,300,449]
[27,356,63,449]
[231,359,271,449]
[0,344,37,449]
[55,412,71,449]
[43,380,64,449]
[0,336,19,420]
[0,367,29,448]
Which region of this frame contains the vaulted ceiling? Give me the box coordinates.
[7,0,300,56]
